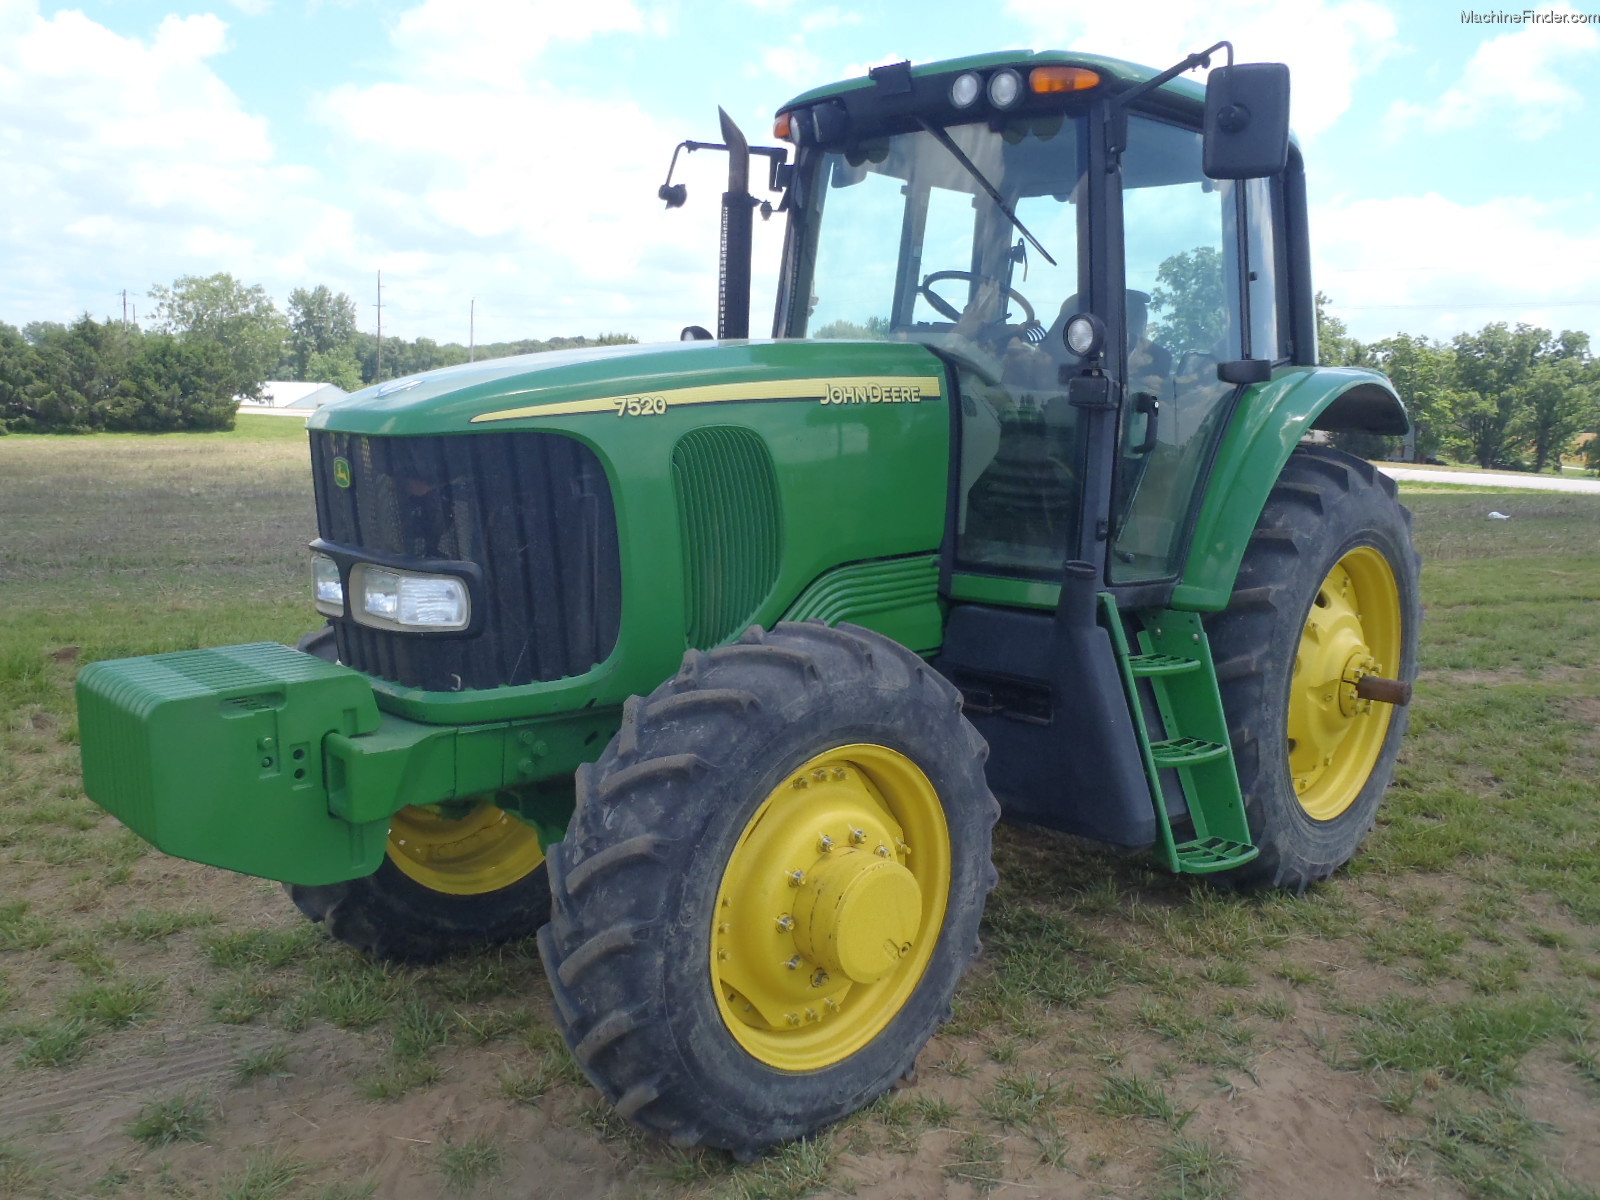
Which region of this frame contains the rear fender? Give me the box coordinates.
[1172,366,1406,611]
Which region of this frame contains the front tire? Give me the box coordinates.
[537,622,998,1153]
[1206,446,1420,891]
[285,625,551,963]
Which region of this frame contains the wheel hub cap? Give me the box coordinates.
[793,850,922,984]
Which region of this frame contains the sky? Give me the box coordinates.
[1,0,1598,351]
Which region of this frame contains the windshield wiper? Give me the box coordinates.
[915,117,1056,267]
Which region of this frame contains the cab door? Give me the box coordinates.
[1109,113,1286,584]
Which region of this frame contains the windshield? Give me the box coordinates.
[786,117,1087,360]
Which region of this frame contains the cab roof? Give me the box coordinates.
[778,49,1208,116]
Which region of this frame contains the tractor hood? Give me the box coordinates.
[307,339,946,437]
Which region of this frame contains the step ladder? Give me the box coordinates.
[1100,597,1258,875]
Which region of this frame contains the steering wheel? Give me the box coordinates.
[917,270,1036,327]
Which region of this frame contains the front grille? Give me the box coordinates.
[672,426,782,649]
[310,431,621,691]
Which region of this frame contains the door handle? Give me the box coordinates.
[1132,393,1160,454]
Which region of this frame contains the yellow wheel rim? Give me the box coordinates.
[711,744,952,1072]
[386,803,546,896]
[1288,546,1403,821]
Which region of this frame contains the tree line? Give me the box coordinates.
[0,273,635,434]
[1317,296,1599,472]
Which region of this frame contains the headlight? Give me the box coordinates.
[988,68,1023,109]
[350,564,471,632]
[312,554,344,616]
[950,71,981,109]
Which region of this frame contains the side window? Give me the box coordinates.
[1110,117,1247,583]
[1246,176,1283,361]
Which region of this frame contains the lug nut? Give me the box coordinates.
[849,827,866,845]
[785,956,803,971]
[787,869,806,887]
[775,913,794,932]
[786,1012,801,1026]
[875,844,891,858]
[810,969,829,988]
[818,834,834,853]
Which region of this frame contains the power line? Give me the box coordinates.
[1324,302,1600,312]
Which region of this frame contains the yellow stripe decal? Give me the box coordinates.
[469,375,944,424]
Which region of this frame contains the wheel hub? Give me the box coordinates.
[1287,547,1402,821]
[793,850,922,984]
[711,744,951,1071]
[387,802,546,895]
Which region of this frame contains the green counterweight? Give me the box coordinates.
[76,641,612,885]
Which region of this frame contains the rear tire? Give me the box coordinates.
[537,622,998,1153]
[1206,446,1420,891]
[284,626,550,963]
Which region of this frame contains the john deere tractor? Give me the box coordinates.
[77,44,1419,1153]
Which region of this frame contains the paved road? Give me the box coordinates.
[1377,466,1600,495]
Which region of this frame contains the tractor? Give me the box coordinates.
[76,43,1419,1154]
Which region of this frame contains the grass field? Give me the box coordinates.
[1,419,1598,1199]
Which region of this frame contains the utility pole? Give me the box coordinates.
[470,297,475,362]
[374,270,383,381]
[121,289,129,325]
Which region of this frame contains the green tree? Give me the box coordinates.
[0,323,46,432]
[1439,386,1514,469]
[286,285,359,380]
[1314,292,1369,367]
[1148,246,1227,353]
[103,336,238,432]
[814,317,889,339]
[1513,357,1595,473]
[305,347,363,392]
[1369,333,1452,462]
[148,273,287,400]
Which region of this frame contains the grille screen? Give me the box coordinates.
[310,430,621,691]
[672,426,782,649]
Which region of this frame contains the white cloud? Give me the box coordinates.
[747,41,824,86]
[313,0,785,342]
[1003,0,1400,138]
[0,1,350,323]
[1314,191,1600,342]
[389,0,645,80]
[1387,3,1597,138]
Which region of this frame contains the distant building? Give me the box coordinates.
[237,381,350,413]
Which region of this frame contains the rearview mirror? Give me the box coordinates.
[1202,63,1290,179]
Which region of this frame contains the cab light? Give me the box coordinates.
[351,564,470,632]
[988,68,1023,108]
[774,112,793,140]
[950,71,981,108]
[312,554,343,617]
[1030,66,1101,94]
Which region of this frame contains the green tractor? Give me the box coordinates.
[77,43,1419,1153]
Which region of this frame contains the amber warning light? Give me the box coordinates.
[1030,66,1101,93]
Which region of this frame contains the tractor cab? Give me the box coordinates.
[770,50,1299,593]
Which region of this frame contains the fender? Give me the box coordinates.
[1171,366,1407,611]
